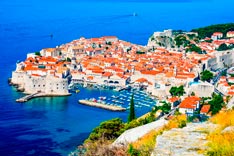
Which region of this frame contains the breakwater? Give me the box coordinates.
[16,92,71,102]
[78,100,126,111]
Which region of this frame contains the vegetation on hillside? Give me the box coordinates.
[174,35,189,47]
[217,43,234,51]
[217,43,229,51]
[208,94,224,115]
[83,105,159,155]
[206,110,234,156]
[191,23,234,39]
[185,44,202,53]
[128,115,187,156]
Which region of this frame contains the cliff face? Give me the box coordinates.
[151,122,216,156]
[147,35,175,49]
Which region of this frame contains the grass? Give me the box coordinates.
[206,110,234,156]
[164,114,187,129]
[130,115,187,155]
[131,129,163,156]
[209,110,234,128]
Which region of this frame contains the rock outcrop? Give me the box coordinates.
[113,119,168,147]
[147,36,175,49]
[151,122,216,156]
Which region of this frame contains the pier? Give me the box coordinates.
[16,92,71,103]
[16,92,40,102]
[78,100,126,111]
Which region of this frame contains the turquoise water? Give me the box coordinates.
[1,0,234,155]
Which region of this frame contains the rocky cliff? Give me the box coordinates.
[147,35,175,49]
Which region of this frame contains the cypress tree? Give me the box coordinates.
[128,94,136,123]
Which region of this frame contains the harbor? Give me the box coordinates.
[71,83,158,111]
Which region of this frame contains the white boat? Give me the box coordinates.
[98,96,106,100]
[68,82,74,89]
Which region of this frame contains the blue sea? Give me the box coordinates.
[0,0,234,155]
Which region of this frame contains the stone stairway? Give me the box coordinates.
[151,123,216,156]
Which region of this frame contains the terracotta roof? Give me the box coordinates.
[200,105,210,114]
[135,78,148,83]
[102,72,112,77]
[179,96,200,109]
[168,97,180,103]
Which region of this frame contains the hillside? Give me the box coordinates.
[191,23,234,39]
[72,110,234,156]
[151,110,234,156]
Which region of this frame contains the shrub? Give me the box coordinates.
[178,120,187,128]
[206,110,234,156]
[131,115,187,155]
[86,118,125,142]
[128,144,140,156]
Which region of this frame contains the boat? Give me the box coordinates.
[98,96,106,100]
[114,87,121,92]
[119,97,124,101]
[111,95,119,99]
[68,82,74,90]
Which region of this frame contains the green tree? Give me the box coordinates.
[106,41,112,45]
[136,51,145,54]
[128,94,136,123]
[35,52,41,56]
[174,35,188,47]
[191,92,195,96]
[201,70,214,82]
[169,85,185,97]
[217,43,229,51]
[66,57,71,62]
[186,44,202,54]
[209,94,224,115]
[169,86,177,96]
[87,118,124,141]
[160,101,171,114]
